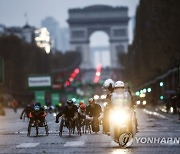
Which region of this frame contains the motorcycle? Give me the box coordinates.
[109,105,137,148]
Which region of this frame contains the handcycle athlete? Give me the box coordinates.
[56,100,79,136]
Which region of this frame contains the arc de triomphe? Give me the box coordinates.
[67,5,129,69]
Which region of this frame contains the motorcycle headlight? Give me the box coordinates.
[109,110,129,125]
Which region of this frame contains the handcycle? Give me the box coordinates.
[27,118,49,136]
[85,117,100,134]
[59,117,81,136]
[77,114,86,134]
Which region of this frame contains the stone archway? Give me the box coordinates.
[67,5,129,69]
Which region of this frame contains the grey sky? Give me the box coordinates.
[0,0,139,28]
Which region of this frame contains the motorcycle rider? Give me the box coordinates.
[86,98,102,133]
[103,79,114,93]
[111,81,138,133]
[55,100,78,124]
[28,102,46,126]
[102,78,115,134]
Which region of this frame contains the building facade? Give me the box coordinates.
[67,5,129,69]
[41,17,61,52]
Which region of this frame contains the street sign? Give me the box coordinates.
[28,75,51,90]
[0,57,4,84]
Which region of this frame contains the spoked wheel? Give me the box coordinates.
[86,124,91,134]
[77,123,81,136]
[72,123,75,134]
[85,120,91,134]
[82,121,85,134]
[44,120,49,136]
[45,125,49,136]
[69,126,72,137]
[27,125,31,137]
[68,121,73,136]
[59,130,62,137]
[35,123,39,136]
[78,129,81,136]
[59,121,63,137]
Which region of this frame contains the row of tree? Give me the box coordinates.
[0,35,81,101]
[120,0,180,89]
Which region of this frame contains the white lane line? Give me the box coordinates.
[15,130,60,134]
[16,143,39,148]
[143,109,166,119]
[64,141,85,147]
[139,130,159,132]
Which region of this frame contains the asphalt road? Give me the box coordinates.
[0,107,179,154]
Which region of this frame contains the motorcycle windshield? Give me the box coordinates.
[111,92,131,107]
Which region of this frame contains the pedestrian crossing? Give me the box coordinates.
[64,141,85,147]
[15,138,180,149]
[16,143,40,148]
[15,141,105,148]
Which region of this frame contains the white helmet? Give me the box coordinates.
[103,79,115,89]
[114,81,125,88]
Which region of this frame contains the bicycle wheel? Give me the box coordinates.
[27,124,31,136]
[45,125,49,136]
[77,121,81,136]
[59,121,63,137]
[68,120,73,136]
[35,122,39,136]
[44,120,49,136]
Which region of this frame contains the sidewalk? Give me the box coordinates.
[0,108,22,120]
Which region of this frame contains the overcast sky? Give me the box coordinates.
[0,0,139,28]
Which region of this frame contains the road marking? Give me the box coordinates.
[139,130,159,132]
[14,130,59,134]
[64,141,85,147]
[143,109,166,119]
[16,143,39,148]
